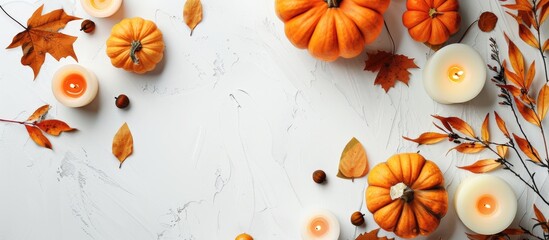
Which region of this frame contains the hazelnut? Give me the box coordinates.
[80,19,95,33]
[312,170,326,184]
[115,94,130,109]
[235,233,253,240]
[350,211,365,226]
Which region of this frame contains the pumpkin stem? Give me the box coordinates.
[326,0,339,8]
[130,40,143,64]
[428,8,442,18]
[390,182,414,202]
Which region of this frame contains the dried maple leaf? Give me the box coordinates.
[537,84,549,121]
[112,122,133,168]
[364,51,418,92]
[183,0,203,36]
[479,12,498,32]
[533,204,549,233]
[481,113,490,142]
[403,132,448,145]
[356,229,394,240]
[513,133,542,163]
[458,159,501,173]
[494,111,510,138]
[6,5,80,79]
[337,137,369,180]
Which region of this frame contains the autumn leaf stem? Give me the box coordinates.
[383,20,395,54]
[521,226,545,240]
[0,5,26,30]
[0,118,31,125]
[457,19,478,44]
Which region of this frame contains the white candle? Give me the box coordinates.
[52,64,99,108]
[423,44,486,104]
[80,0,123,18]
[301,208,340,240]
[454,175,517,235]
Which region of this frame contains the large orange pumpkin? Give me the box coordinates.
[366,153,448,238]
[402,0,460,45]
[275,0,390,61]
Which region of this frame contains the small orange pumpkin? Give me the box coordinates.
[366,153,448,238]
[106,17,165,74]
[275,0,390,61]
[402,0,461,46]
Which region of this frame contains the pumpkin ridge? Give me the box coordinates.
[337,8,366,46]
[414,191,444,219]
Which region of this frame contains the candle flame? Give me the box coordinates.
[448,66,465,82]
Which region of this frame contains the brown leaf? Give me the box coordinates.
[497,145,509,157]
[6,5,80,79]
[27,104,50,122]
[494,111,510,138]
[434,116,476,138]
[112,122,133,168]
[543,39,549,51]
[183,0,203,36]
[502,228,525,235]
[481,113,490,142]
[25,125,51,149]
[514,96,541,126]
[403,132,448,145]
[458,159,501,173]
[36,119,75,136]
[337,137,369,180]
[479,12,498,32]
[356,229,394,240]
[534,204,549,233]
[451,142,487,154]
[513,133,542,163]
[519,24,540,48]
[538,84,549,121]
[364,51,419,92]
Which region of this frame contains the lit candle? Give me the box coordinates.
[80,0,123,18]
[301,208,340,240]
[52,64,99,108]
[454,175,517,235]
[423,43,486,104]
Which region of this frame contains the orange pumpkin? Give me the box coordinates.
[402,0,460,46]
[366,153,448,238]
[275,0,390,61]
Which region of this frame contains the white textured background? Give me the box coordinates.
[0,0,547,239]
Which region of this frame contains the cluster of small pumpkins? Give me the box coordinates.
[274,0,461,61]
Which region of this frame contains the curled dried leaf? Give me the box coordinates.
[183,0,203,36]
[112,122,133,168]
[451,142,487,154]
[514,96,541,126]
[513,133,542,163]
[27,104,50,122]
[36,119,75,136]
[494,112,510,138]
[481,113,490,142]
[458,159,501,173]
[337,137,369,180]
[479,12,498,32]
[25,125,52,149]
[403,132,448,145]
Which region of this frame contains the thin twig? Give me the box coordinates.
[383,19,395,54]
[458,19,478,43]
[0,5,27,30]
[0,118,28,125]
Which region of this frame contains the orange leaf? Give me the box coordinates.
[356,229,394,240]
[514,96,541,126]
[443,116,476,138]
[364,51,419,92]
[543,39,549,51]
[541,5,549,25]
[36,119,75,136]
[481,113,490,142]
[506,37,526,78]
[506,11,534,28]
[25,125,51,149]
[519,24,540,49]
[458,159,501,173]
[538,0,549,11]
[494,111,510,138]
[451,142,487,154]
[112,122,133,168]
[403,132,448,145]
[534,204,549,233]
[538,84,549,121]
[503,3,533,11]
[479,12,498,32]
[6,5,80,79]
[502,228,525,235]
[525,61,536,90]
[337,137,368,180]
[183,0,203,36]
[27,104,50,122]
[497,145,509,157]
[513,133,542,163]
[503,64,524,88]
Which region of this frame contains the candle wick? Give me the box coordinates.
[315,225,321,231]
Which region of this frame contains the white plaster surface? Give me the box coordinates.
[0,0,547,239]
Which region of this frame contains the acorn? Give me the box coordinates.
[235,233,253,240]
[80,19,95,33]
[115,94,130,109]
[312,170,326,184]
[350,211,365,226]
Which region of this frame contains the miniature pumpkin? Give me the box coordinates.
[106,17,164,74]
[402,0,460,46]
[366,153,448,238]
[275,0,390,61]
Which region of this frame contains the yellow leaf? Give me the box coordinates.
[494,111,510,138]
[481,113,490,142]
[112,122,133,168]
[337,137,368,180]
[183,0,203,36]
[403,132,448,145]
[497,145,509,158]
[537,83,549,121]
[543,39,549,51]
[458,159,501,173]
